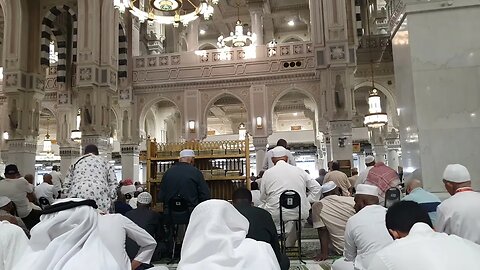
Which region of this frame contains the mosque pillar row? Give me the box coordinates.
[252,137,268,174]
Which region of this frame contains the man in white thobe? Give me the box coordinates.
[0,219,29,270]
[259,146,321,242]
[435,164,480,244]
[34,174,55,204]
[50,165,63,198]
[355,156,375,187]
[368,200,480,270]
[262,139,296,170]
[332,184,393,270]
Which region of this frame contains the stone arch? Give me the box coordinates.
[280,34,305,43]
[40,5,78,84]
[199,42,217,50]
[138,96,183,134]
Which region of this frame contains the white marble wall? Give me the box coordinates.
[393,3,480,192]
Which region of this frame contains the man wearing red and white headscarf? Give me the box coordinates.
[365,162,400,203]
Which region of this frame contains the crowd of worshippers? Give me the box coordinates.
[1,142,480,270]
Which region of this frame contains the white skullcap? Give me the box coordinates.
[443,164,471,183]
[321,181,337,194]
[356,184,379,197]
[180,149,195,158]
[0,196,11,208]
[271,146,289,158]
[365,156,375,164]
[120,185,136,195]
[136,187,144,192]
[137,192,152,204]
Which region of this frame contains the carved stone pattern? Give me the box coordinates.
[148,57,157,67]
[136,58,145,68]
[159,56,168,66]
[330,46,345,60]
[5,74,18,87]
[120,145,140,154]
[119,89,130,100]
[110,72,117,86]
[280,46,290,56]
[79,68,92,81]
[293,45,304,54]
[237,51,245,59]
[58,93,69,104]
[306,43,313,53]
[200,53,209,63]
[171,55,180,65]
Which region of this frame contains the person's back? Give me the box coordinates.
[402,187,441,223]
[365,162,400,202]
[0,177,32,218]
[35,182,55,204]
[369,222,480,270]
[323,170,351,196]
[0,220,29,270]
[435,191,480,244]
[159,161,210,206]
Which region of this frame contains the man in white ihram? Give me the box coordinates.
[435,164,480,244]
[332,184,393,270]
[259,146,321,245]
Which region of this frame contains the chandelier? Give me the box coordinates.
[364,89,388,128]
[217,5,254,48]
[113,0,218,26]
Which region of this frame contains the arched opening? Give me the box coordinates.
[141,100,181,143]
[199,43,217,50]
[36,108,58,159]
[206,95,247,140]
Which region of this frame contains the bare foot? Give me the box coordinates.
[314,252,328,261]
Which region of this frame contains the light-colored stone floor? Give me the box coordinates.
[154,259,333,270]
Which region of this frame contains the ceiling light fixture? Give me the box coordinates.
[200,29,206,35]
[288,20,295,26]
[113,0,218,27]
[217,4,255,48]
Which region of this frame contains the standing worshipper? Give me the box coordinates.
[178,200,280,270]
[311,182,355,261]
[355,156,375,187]
[259,146,321,243]
[15,198,121,270]
[50,165,63,198]
[331,184,393,270]
[158,149,210,209]
[64,144,118,213]
[364,162,401,203]
[262,139,296,170]
[402,169,441,224]
[435,164,480,244]
[34,174,55,204]
[0,164,41,230]
[0,219,29,270]
[368,201,480,270]
[323,161,352,196]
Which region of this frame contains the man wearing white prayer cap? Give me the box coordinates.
[158,148,210,209]
[262,139,296,170]
[331,184,393,270]
[259,146,321,246]
[178,199,280,270]
[311,182,355,261]
[355,155,375,187]
[435,164,480,244]
[15,198,121,270]
[0,196,29,233]
[0,218,29,270]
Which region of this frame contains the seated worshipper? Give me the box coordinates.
[402,169,441,224]
[259,146,321,245]
[50,165,63,198]
[158,149,210,210]
[311,182,355,261]
[126,192,165,262]
[15,198,121,270]
[0,196,29,234]
[323,161,352,196]
[24,173,41,210]
[98,205,157,270]
[232,188,290,270]
[435,164,480,244]
[331,184,393,270]
[34,174,55,205]
[64,144,118,213]
[355,156,375,187]
[262,139,296,170]
[177,199,281,270]
[368,201,480,270]
[316,168,327,185]
[0,219,29,270]
[115,189,134,215]
[364,162,401,203]
[348,168,359,189]
[250,181,261,206]
[0,164,41,230]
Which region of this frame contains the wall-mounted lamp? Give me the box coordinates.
[188,120,196,132]
[3,131,9,140]
[256,117,263,129]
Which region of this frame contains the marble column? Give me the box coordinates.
[186,19,199,51]
[308,0,324,45]
[121,144,140,183]
[358,154,366,172]
[325,137,332,163]
[373,144,386,163]
[387,149,399,171]
[328,121,353,162]
[6,140,37,175]
[249,7,264,45]
[253,137,268,174]
[392,2,480,191]
[59,146,81,176]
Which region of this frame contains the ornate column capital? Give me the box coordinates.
[252,137,268,151]
[59,146,81,158]
[120,144,140,155]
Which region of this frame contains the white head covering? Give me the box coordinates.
[356,184,379,197]
[0,220,29,270]
[178,200,280,270]
[365,155,375,164]
[15,198,120,270]
[443,164,471,183]
[271,146,289,158]
[321,181,337,194]
[120,185,136,195]
[0,196,11,208]
[137,192,152,204]
[180,149,195,158]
